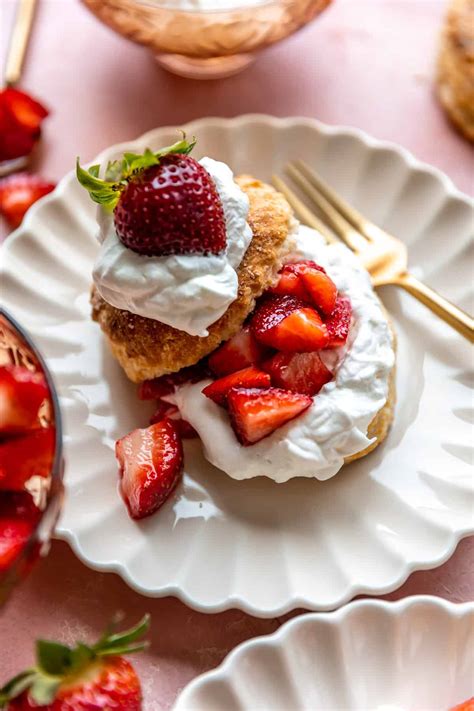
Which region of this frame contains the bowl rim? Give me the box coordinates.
[173,595,474,710]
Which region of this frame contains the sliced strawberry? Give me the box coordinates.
[0,492,41,573]
[227,387,312,446]
[251,295,329,351]
[2,87,48,134]
[268,260,324,299]
[116,419,183,519]
[269,268,309,300]
[0,427,55,491]
[325,295,352,348]
[149,403,198,439]
[0,173,55,228]
[202,366,271,407]
[0,102,36,162]
[208,325,268,377]
[138,362,208,400]
[251,294,303,340]
[270,260,337,316]
[263,351,333,396]
[0,365,48,435]
[300,268,337,316]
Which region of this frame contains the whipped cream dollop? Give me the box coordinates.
[171,226,395,483]
[92,157,253,337]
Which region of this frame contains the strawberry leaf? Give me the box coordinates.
[36,640,73,675]
[0,670,37,705]
[76,133,196,210]
[94,614,150,656]
[76,158,119,211]
[29,676,61,705]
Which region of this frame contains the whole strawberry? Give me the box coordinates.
[77,135,226,257]
[0,615,149,710]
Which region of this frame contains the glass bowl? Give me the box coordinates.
[80,0,333,79]
[0,308,63,605]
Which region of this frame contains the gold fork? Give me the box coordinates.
[273,160,474,343]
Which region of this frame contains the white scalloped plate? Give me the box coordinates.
[173,597,474,710]
[1,116,473,616]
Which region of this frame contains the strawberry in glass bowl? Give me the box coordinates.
[0,308,63,605]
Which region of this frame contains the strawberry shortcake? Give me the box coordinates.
[77,136,395,519]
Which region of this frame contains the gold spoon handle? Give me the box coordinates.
[4,0,38,86]
[395,272,474,343]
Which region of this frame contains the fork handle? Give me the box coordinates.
[394,272,474,343]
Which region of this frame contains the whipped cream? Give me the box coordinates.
[92,157,252,337]
[171,226,395,483]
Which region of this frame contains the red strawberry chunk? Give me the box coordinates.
[0,102,36,162]
[0,365,48,434]
[116,419,183,520]
[138,362,208,400]
[250,294,304,342]
[227,387,312,446]
[114,155,226,257]
[208,325,268,377]
[0,427,56,491]
[325,295,352,348]
[269,268,309,300]
[0,492,41,573]
[301,269,337,316]
[0,173,55,228]
[251,294,329,351]
[268,260,325,299]
[2,87,48,134]
[271,260,337,316]
[263,352,333,396]
[202,366,271,407]
[149,403,198,439]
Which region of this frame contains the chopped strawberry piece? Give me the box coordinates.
[325,295,352,348]
[267,308,329,351]
[450,699,474,711]
[251,294,304,340]
[263,351,333,396]
[149,401,175,424]
[208,325,268,376]
[2,87,48,134]
[0,427,55,491]
[269,260,326,300]
[0,365,48,435]
[301,269,337,316]
[0,102,36,162]
[202,366,271,407]
[138,362,208,400]
[174,418,198,439]
[269,268,309,300]
[252,294,329,351]
[227,387,312,446]
[0,173,55,228]
[0,492,41,573]
[116,419,183,519]
[270,260,337,316]
[149,403,198,439]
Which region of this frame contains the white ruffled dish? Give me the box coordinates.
[1,115,473,616]
[173,597,474,711]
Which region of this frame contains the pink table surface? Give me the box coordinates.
[0,0,473,708]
